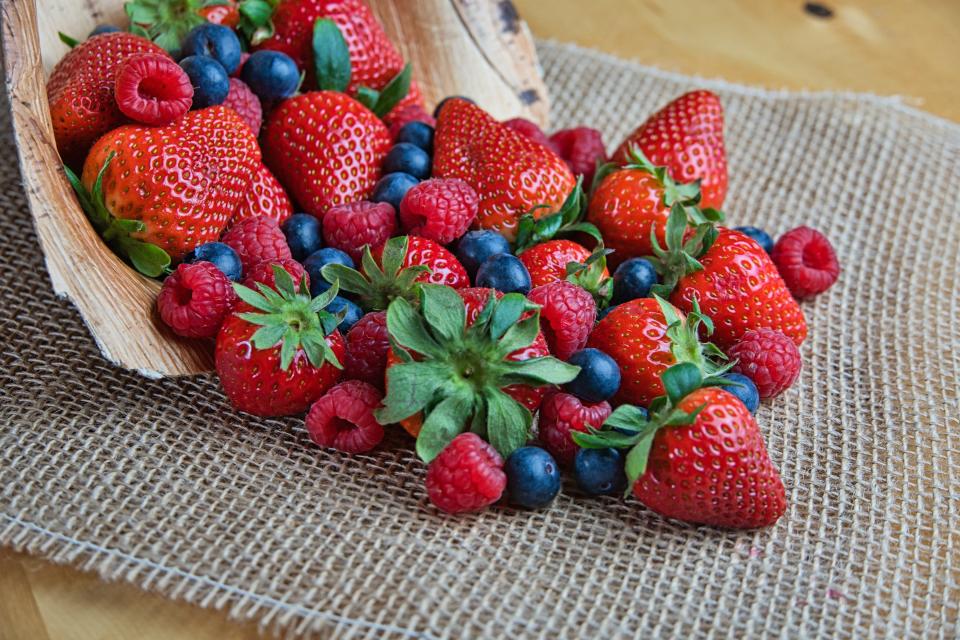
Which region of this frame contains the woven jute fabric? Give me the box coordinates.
[1,40,958,639]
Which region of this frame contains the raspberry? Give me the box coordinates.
[538,391,612,466]
[323,201,397,263]
[503,118,556,152]
[399,179,478,244]
[549,127,607,185]
[305,381,384,454]
[242,258,309,292]
[113,53,192,126]
[771,226,840,300]
[344,311,390,388]
[527,280,596,360]
[156,262,235,338]
[425,433,507,513]
[728,328,802,399]
[232,164,294,226]
[223,78,262,133]
[386,103,436,140]
[221,215,292,273]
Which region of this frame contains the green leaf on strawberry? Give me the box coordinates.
[514,177,602,253]
[312,18,351,92]
[321,237,430,312]
[58,32,80,48]
[564,245,614,308]
[355,63,412,118]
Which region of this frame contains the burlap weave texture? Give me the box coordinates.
[1,41,958,639]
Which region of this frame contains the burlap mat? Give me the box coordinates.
[1,40,958,639]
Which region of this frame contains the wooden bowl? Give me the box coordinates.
[0,0,549,377]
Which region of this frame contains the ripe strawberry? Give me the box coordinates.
[519,240,604,288]
[377,284,577,461]
[577,367,786,529]
[370,236,469,289]
[527,280,596,360]
[613,90,728,210]
[198,1,240,27]
[47,32,169,167]
[69,106,260,275]
[242,258,308,292]
[215,267,345,417]
[232,163,294,226]
[433,99,576,240]
[503,118,556,152]
[261,91,391,218]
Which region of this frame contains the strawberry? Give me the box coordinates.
[576,364,787,529]
[432,99,576,240]
[47,32,169,167]
[216,266,345,417]
[613,90,728,210]
[377,284,578,461]
[261,91,391,218]
[67,106,260,276]
[519,240,605,288]
[232,163,294,225]
[198,1,240,27]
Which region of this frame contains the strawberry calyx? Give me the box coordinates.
[232,265,344,371]
[64,154,172,277]
[125,0,276,51]
[646,204,719,298]
[377,284,580,462]
[565,245,613,308]
[321,236,429,312]
[653,294,732,380]
[514,177,602,253]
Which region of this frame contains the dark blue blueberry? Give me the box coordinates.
[574,448,627,496]
[721,372,760,413]
[564,348,621,403]
[88,24,121,37]
[612,406,647,436]
[183,242,242,281]
[382,143,431,180]
[179,55,229,108]
[475,253,531,294]
[182,23,242,74]
[326,297,364,333]
[281,213,323,262]
[303,248,354,298]
[734,226,774,254]
[612,258,657,304]
[395,121,434,153]
[456,230,511,279]
[505,446,561,509]
[371,173,419,211]
[597,304,617,321]
[433,95,474,118]
[241,50,300,100]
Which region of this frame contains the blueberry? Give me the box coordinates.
[395,121,434,153]
[456,230,511,279]
[303,248,354,297]
[475,253,531,294]
[612,406,647,436]
[433,95,474,118]
[612,258,657,304]
[564,348,621,403]
[721,372,760,413]
[88,24,120,37]
[382,143,431,180]
[183,242,242,281]
[182,23,242,74]
[505,446,561,509]
[371,173,419,211]
[179,55,229,108]
[574,448,627,496]
[281,213,323,262]
[734,226,774,254]
[597,304,617,321]
[326,296,364,333]
[241,50,300,101]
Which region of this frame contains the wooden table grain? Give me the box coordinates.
[2,1,957,639]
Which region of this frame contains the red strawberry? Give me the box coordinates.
[371,236,469,289]
[215,269,345,417]
[198,1,240,27]
[242,258,308,292]
[72,106,260,274]
[433,99,576,240]
[232,163,294,226]
[503,117,556,152]
[613,90,728,210]
[261,91,391,218]
[47,32,169,167]
[519,240,605,288]
[527,280,596,360]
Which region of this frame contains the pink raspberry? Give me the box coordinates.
[425,433,507,514]
[322,201,397,263]
[156,262,235,338]
[344,311,390,388]
[538,391,612,466]
[242,258,309,292]
[549,127,607,185]
[387,104,436,141]
[221,216,292,273]
[771,226,840,300]
[306,381,384,454]
[728,328,802,399]
[399,179,478,244]
[503,117,557,152]
[223,78,262,133]
[527,280,596,360]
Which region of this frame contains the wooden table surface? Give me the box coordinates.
[2,1,957,639]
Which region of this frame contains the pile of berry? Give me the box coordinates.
[49,0,840,529]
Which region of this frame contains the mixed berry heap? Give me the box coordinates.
[50,0,842,528]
